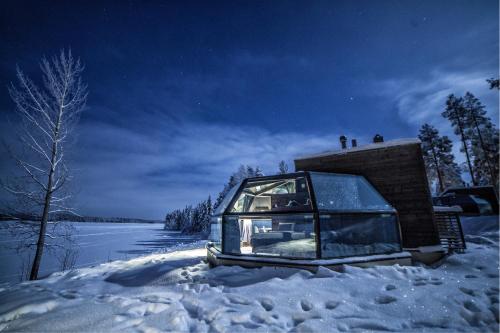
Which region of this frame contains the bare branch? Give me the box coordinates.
[2,49,87,280]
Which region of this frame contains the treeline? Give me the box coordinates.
[164,165,266,234]
[54,215,162,223]
[419,81,499,194]
[0,213,161,224]
[164,197,212,234]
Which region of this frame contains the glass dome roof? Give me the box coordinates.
[309,172,393,212]
[209,171,401,261]
[214,171,394,216]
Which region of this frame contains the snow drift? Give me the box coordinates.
[0,217,498,332]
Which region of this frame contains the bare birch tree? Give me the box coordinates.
[3,49,87,280]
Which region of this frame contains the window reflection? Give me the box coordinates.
[310,173,393,211]
[231,176,312,213]
[320,214,401,258]
[209,216,222,250]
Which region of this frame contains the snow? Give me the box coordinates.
[295,138,421,161]
[0,222,201,283]
[213,249,411,266]
[461,215,499,235]
[0,216,498,332]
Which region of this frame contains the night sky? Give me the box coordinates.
[0,0,498,219]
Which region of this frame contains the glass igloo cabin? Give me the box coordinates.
[207,171,411,269]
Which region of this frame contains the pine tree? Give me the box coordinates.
[418,124,463,193]
[462,92,499,186]
[213,164,264,210]
[203,195,212,233]
[487,78,499,90]
[442,94,476,185]
[470,124,499,186]
[246,166,255,177]
[278,160,289,174]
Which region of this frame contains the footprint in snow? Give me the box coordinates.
[325,300,340,310]
[229,314,261,329]
[463,300,481,313]
[292,311,322,326]
[58,290,79,299]
[465,274,478,279]
[459,287,478,297]
[226,294,252,305]
[259,298,274,311]
[413,277,442,286]
[292,323,315,332]
[300,300,314,311]
[95,294,113,303]
[486,287,500,297]
[429,280,443,285]
[413,281,426,287]
[385,284,397,291]
[374,295,397,304]
[488,294,498,305]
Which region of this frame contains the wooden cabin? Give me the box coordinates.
[294,138,445,263]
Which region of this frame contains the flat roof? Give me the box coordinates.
[294,138,421,161]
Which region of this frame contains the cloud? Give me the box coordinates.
[374,68,499,168]
[71,119,364,219]
[379,69,498,134]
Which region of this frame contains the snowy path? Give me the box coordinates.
[0,219,498,332]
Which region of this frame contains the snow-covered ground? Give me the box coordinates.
[0,222,201,283]
[0,216,498,332]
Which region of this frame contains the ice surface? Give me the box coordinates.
[0,222,201,283]
[0,216,498,332]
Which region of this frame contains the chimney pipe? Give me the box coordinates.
[339,135,347,149]
[373,134,384,143]
[351,139,357,148]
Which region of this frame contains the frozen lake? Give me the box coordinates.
[0,221,202,284]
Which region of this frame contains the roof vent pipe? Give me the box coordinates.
[373,134,384,143]
[351,139,357,148]
[339,135,347,149]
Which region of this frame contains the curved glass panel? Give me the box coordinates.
[320,213,401,258]
[230,176,312,213]
[310,172,393,212]
[208,216,222,250]
[223,214,316,258]
[213,182,242,215]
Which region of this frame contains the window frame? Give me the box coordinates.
[213,171,403,260]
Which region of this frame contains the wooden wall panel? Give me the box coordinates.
[295,142,440,248]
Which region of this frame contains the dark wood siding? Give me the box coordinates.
[294,142,440,248]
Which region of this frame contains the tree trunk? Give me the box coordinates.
[29,104,63,280]
[432,149,444,193]
[471,115,496,186]
[455,111,476,185]
[29,172,53,280]
[461,137,476,186]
